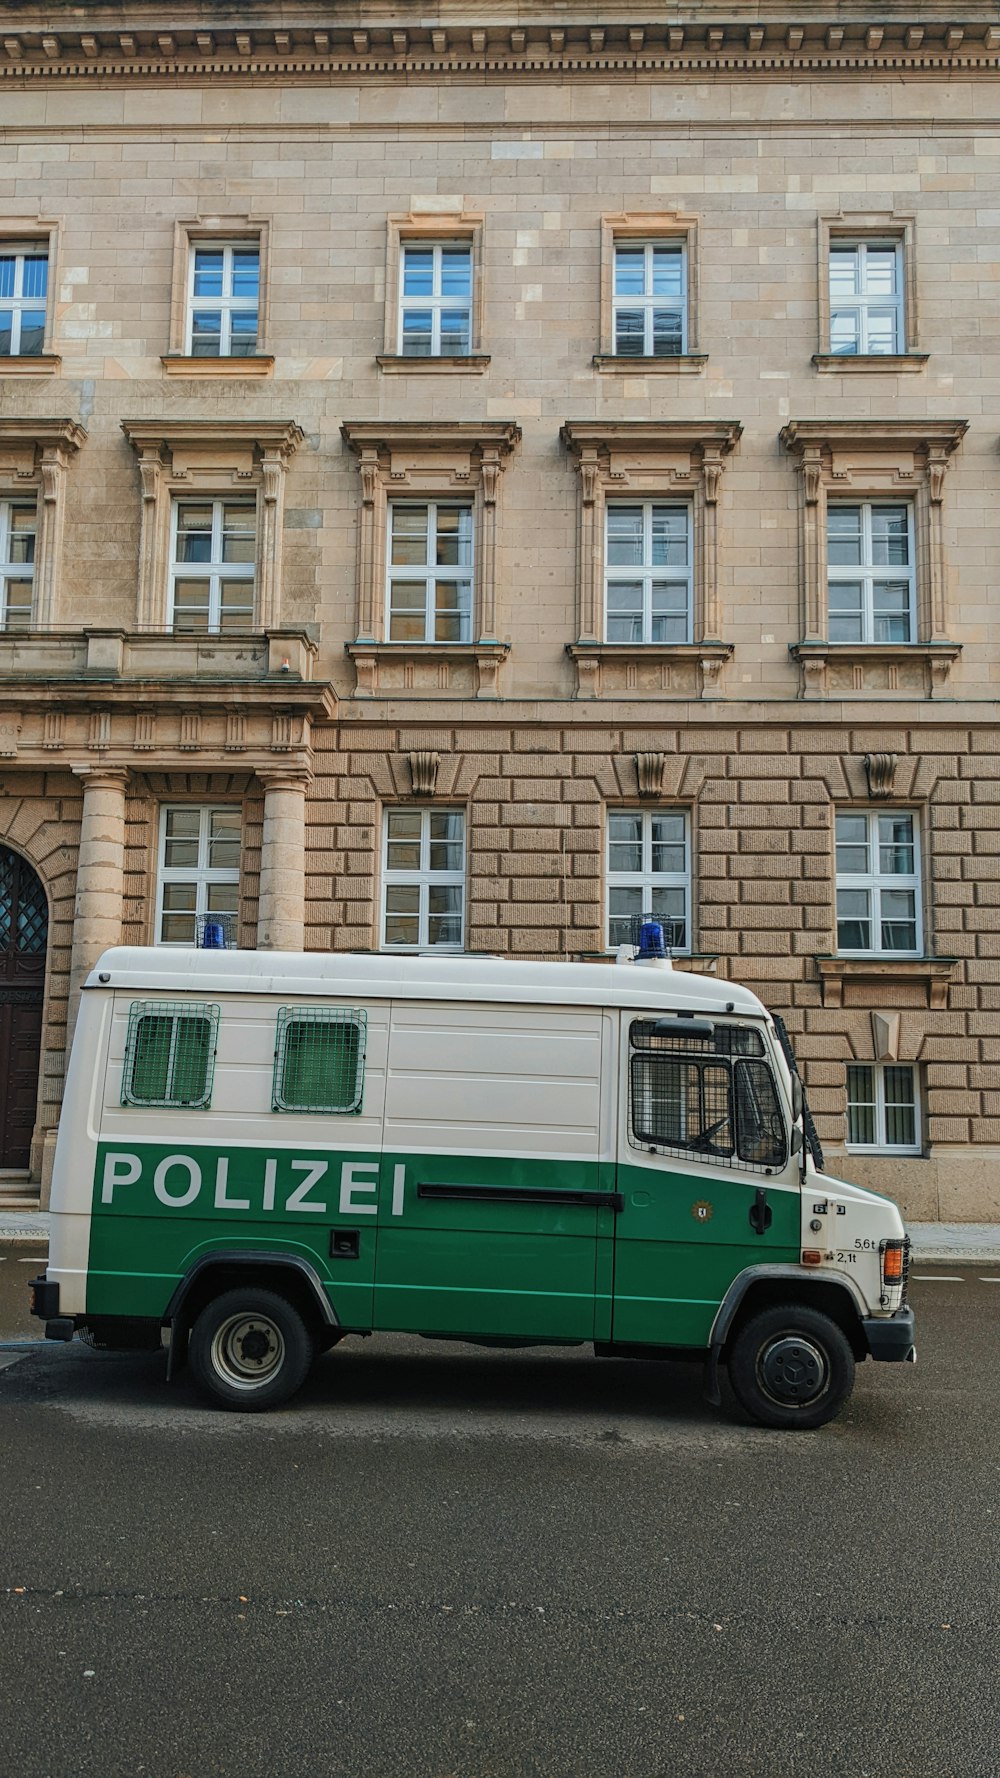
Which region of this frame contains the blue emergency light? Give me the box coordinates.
[636,919,666,959]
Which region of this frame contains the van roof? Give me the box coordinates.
[87,947,768,1019]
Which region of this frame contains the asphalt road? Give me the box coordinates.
[1,1262,997,1778]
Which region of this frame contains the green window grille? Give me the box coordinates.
[273,1006,366,1114]
[122,1001,220,1109]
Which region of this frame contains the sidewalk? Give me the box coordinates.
[2,1209,999,1263]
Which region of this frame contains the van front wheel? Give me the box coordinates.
[727,1303,855,1430]
[189,1288,314,1412]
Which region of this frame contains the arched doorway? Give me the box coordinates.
[0,847,48,1171]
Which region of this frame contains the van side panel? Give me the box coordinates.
[375,1003,606,1339]
[84,992,389,1328]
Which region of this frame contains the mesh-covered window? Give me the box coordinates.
[122,1002,220,1108]
[631,1055,734,1157]
[733,1060,788,1168]
[273,1007,366,1114]
[629,1022,787,1170]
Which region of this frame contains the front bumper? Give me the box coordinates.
[862,1307,916,1363]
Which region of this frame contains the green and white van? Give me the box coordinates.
[30,945,916,1427]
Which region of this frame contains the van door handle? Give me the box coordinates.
[749,1187,773,1236]
[330,1229,360,1259]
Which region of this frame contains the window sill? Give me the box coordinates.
[566,640,733,700]
[0,354,61,376]
[161,355,274,378]
[811,353,929,374]
[790,640,961,699]
[592,354,708,375]
[347,639,510,698]
[815,955,957,1011]
[376,354,491,376]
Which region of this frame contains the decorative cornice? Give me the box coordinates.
[0,19,999,84]
[0,417,87,455]
[342,420,521,456]
[562,420,742,458]
[121,418,303,457]
[780,419,968,457]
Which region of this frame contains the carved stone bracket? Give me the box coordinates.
[408,751,441,796]
[864,752,898,799]
[635,752,667,798]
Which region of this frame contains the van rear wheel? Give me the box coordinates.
[727,1303,854,1430]
[189,1288,314,1412]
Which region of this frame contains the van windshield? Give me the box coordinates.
[628,1021,787,1169]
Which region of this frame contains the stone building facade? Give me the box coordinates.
[0,1,999,1217]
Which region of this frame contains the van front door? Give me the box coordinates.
[374,1002,614,1340]
[612,1016,801,1349]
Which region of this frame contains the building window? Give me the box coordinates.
[0,501,36,630]
[829,241,903,356]
[605,503,692,644]
[387,503,473,643]
[398,243,473,356]
[187,243,260,357]
[169,499,256,633]
[607,810,690,952]
[382,809,465,951]
[0,247,48,358]
[613,242,686,357]
[827,503,915,644]
[835,811,921,956]
[846,1062,920,1153]
[156,806,241,945]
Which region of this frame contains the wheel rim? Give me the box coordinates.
[756,1332,829,1409]
[210,1312,285,1391]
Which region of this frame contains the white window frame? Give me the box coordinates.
[846,1061,921,1155]
[397,241,473,357]
[386,501,474,644]
[155,805,241,947]
[0,498,36,630]
[0,245,49,357]
[835,809,922,958]
[168,497,257,634]
[606,809,691,954]
[827,501,916,645]
[604,501,693,645]
[612,240,687,357]
[185,240,261,357]
[381,807,466,953]
[828,239,904,356]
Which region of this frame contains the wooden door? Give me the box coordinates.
[0,849,47,1169]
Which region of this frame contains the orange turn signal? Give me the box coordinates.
[801,1249,823,1266]
[883,1242,905,1282]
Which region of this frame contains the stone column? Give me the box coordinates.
[257,770,310,951]
[68,767,129,1028]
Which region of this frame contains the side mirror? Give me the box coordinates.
[791,1075,803,1123]
[790,1126,803,1155]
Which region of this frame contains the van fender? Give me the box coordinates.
[164,1249,339,1380]
[703,1263,867,1407]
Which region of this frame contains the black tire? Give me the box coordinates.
[188,1288,315,1412]
[727,1303,855,1430]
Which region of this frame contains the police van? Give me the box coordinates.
[30,940,916,1427]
